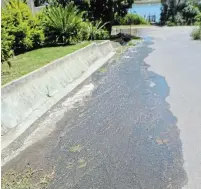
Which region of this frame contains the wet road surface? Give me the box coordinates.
[139,27,201,189]
[2,27,201,189]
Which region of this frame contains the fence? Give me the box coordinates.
[144,14,157,23]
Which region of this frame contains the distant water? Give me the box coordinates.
[129,3,162,22]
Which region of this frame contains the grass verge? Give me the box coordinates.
[2,41,91,85]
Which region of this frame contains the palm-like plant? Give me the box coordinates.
[86,21,109,40]
[44,3,84,45]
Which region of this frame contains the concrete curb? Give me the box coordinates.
[1,41,116,151]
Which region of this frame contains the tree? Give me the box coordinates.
[160,0,184,23]
[54,0,133,34]
[89,0,133,34]
[160,0,200,24]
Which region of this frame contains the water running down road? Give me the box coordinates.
[2,27,201,189]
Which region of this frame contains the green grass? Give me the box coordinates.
[2,41,91,85]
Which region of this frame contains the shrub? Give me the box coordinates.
[197,2,201,12]
[166,21,176,26]
[195,13,201,25]
[160,1,201,26]
[191,26,201,40]
[1,0,44,65]
[78,20,109,41]
[120,13,149,25]
[1,28,14,67]
[93,28,109,40]
[83,21,109,40]
[182,3,200,25]
[44,3,84,45]
[175,13,185,25]
[79,22,90,41]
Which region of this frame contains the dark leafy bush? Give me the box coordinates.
[78,22,90,41]
[175,13,185,25]
[195,13,201,25]
[93,28,109,40]
[44,3,84,45]
[160,1,200,26]
[34,0,46,6]
[166,20,176,26]
[43,3,109,44]
[119,13,149,25]
[197,2,201,12]
[182,3,200,25]
[1,28,14,67]
[160,3,168,25]
[1,0,44,65]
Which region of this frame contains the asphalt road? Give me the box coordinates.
[2,27,201,189]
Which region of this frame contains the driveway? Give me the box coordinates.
[2,27,201,189]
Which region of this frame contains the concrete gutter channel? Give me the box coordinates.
[1,41,116,165]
